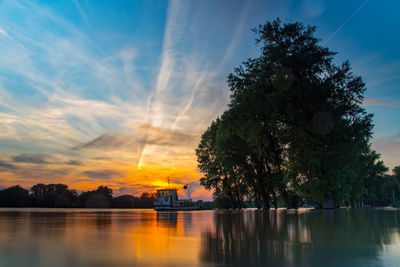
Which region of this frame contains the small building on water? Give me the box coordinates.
[153,188,200,211]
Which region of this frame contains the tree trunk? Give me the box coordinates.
[323,193,334,209]
[261,193,270,210]
[272,191,278,209]
[234,181,241,209]
[254,160,269,210]
[291,194,299,209]
[223,173,236,209]
[255,193,262,209]
[314,202,322,209]
[281,189,291,208]
[227,186,236,209]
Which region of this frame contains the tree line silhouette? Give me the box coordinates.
[0,183,155,208]
[196,19,400,209]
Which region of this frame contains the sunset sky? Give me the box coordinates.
[1,0,400,199]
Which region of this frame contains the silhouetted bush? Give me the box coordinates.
[0,185,29,207]
[79,186,113,208]
[113,194,136,208]
[27,183,78,207]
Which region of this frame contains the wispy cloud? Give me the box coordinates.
[74,123,198,152]
[81,170,121,180]
[10,153,82,166]
[0,0,248,198]
[66,159,83,166]
[12,153,54,164]
[0,27,8,36]
[148,0,191,127]
[138,0,251,168]
[323,0,368,45]
[364,98,400,108]
[73,0,89,27]
[0,159,18,170]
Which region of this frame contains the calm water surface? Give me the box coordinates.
[0,208,399,266]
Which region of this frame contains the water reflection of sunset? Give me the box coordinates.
[129,212,200,265]
[1,209,400,266]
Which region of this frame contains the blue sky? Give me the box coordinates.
[0,0,399,197]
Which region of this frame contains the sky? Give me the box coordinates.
[0,0,400,200]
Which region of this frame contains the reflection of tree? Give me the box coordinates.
[94,212,112,230]
[156,212,178,228]
[200,209,400,266]
[29,211,68,238]
[156,212,194,238]
[25,211,114,238]
[156,212,193,229]
[0,211,26,235]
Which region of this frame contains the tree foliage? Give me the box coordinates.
[0,185,29,207]
[197,19,391,209]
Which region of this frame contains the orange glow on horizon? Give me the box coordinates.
[0,158,211,200]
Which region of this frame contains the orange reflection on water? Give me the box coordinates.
[0,209,213,266]
[127,212,200,265]
[1,208,400,266]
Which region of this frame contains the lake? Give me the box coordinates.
[0,208,399,266]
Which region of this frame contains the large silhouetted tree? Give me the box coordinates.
[197,18,387,209]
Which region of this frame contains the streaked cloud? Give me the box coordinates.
[74,132,133,150]
[0,159,18,170]
[12,153,55,164]
[73,0,89,27]
[81,170,121,180]
[66,159,83,166]
[0,27,8,36]
[323,0,368,44]
[75,123,198,151]
[364,98,400,108]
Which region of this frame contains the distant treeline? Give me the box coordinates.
[0,183,155,208]
[197,19,400,209]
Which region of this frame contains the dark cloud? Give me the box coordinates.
[73,178,95,183]
[66,159,83,166]
[127,184,155,189]
[73,123,198,151]
[136,123,198,147]
[0,159,18,170]
[118,187,128,193]
[11,167,72,181]
[52,169,71,176]
[116,184,157,195]
[12,153,54,164]
[10,154,84,167]
[74,132,132,150]
[92,156,113,160]
[81,170,121,179]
